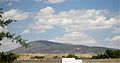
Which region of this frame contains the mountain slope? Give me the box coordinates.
[11,40,117,54]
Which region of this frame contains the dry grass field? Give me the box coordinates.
[83,59,120,63]
[17,53,95,60]
[16,59,120,63]
[17,54,120,63]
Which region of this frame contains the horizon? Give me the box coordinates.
[0,0,120,52]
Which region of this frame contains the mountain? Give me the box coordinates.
[11,40,118,54]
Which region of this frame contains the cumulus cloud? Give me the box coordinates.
[22,29,30,34]
[40,7,54,14]
[25,7,55,32]
[23,7,119,48]
[8,2,13,6]
[112,16,120,33]
[35,7,55,18]
[0,0,19,3]
[50,32,96,45]
[105,36,120,49]
[34,0,66,4]
[111,36,120,42]
[28,7,117,33]
[113,27,120,33]
[3,9,30,20]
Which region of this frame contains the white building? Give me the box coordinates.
[62,58,82,63]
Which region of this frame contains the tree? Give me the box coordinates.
[0,8,28,63]
[0,52,18,63]
[0,8,28,47]
[91,49,120,59]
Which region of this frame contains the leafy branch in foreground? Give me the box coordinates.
[0,32,28,48]
[0,19,16,28]
[0,8,29,63]
[0,8,29,48]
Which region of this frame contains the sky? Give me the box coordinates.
[0,0,120,51]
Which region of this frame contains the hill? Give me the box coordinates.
[11,40,118,54]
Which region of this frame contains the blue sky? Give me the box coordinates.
[0,0,120,51]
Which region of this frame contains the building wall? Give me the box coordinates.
[62,58,82,63]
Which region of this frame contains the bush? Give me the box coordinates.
[0,52,18,63]
[53,56,59,58]
[31,56,45,59]
[91,49,120,59]
[62,54,79,59]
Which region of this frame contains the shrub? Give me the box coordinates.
[91,49,120,59]
[31,56,45,59]
[62,54,79,59]
[0,52,18,63]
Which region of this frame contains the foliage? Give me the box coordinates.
[53,56,59,59]
[30,56,45,59]
[62,54,79,59]
[0,8,29,63]
[0,52,19,63]
[0,8,28,47]
[91,49,120,59]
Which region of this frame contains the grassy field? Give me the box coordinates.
[18,53,95,60]
[17,54,120,63]
[83,59,120,63]
[16,59,120,63]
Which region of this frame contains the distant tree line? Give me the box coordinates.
[91,49,120,59]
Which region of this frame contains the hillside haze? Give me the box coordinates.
[11,40,117,54]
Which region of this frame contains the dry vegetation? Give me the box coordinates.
[17,53,95,60]
[17,54,120,63]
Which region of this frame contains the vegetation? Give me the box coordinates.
[0,52,19,63]
[0,8,28,47]
[91,49,120,59]
[53,56,59,59]
[30,56,45,59]
[0,8,28,63]
[62,54,79,59]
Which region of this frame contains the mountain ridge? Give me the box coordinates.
[11,40,118,54]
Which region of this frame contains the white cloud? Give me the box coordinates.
[8,2,13,6]
[28,22,54,33]
[46,0,66,3]
[113,27,120,33]
[22,29,30,34]
[34,0,66,4]
[23,7,119,49]
[0,38,20,52]
[29,7,117,33]
[0,0,19,3]
[112,16,120,33]
[35,7,54,17]
[40,7,54,14]
[25,7,118,46]
[50,32,96,45]
[3,9,29,20]
[111,36,120,42]
[105,36,120,49]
